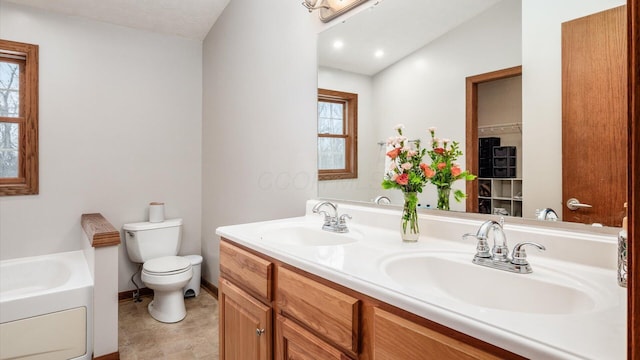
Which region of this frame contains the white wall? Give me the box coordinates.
[318,67,379,202]
[0,2,203,293]
[201,0,318,286]
[372,0,522,210]
[521,0,625,218]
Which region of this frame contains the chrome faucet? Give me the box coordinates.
[464,217,546,274]
[312,201,350,233]
[536,208,558,221]
[476,218,509,262]
[373,195,391,205]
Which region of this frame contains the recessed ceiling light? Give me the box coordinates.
[333,40,344,49]
[374,49,385,58]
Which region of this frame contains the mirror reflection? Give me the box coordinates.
[317,0,627,227]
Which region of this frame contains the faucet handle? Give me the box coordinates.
[511,242,546,266]
[317,210,333,225]
[463,233,491,259]
[334,213,351,233]
[338,213,352,224]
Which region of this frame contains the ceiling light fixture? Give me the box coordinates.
[374,49,385,58]
[302,0,370,23]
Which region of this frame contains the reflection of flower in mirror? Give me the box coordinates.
[426,127,477,208]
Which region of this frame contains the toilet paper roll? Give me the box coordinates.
[149,202,165,223]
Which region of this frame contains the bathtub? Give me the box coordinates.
[0,250,94,360]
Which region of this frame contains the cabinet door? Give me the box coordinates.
[373,308,500,360]
[220,278,272,360]
[275,315,351,360]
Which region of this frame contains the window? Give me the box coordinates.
[0,39,39,196]
[317,88,357,180]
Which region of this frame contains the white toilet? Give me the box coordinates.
[123,218,193,323]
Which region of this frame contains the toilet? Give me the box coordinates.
[123,218,193,323]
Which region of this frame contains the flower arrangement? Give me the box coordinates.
[381,124,476,242]
[381,124,429,194]
[425,127,476,210]
[382,124,429,241]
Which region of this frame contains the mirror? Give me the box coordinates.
[317,0,627,227]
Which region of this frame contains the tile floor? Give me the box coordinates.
[118,288,219,359]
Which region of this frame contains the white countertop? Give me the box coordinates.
[216,200,627,359]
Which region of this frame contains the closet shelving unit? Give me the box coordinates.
[478,178,523,217]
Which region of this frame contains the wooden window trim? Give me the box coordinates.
[0,39,39,196]
[318,88,358,181]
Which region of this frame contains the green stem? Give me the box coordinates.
[437,185,451,211]
[402,192,419,241]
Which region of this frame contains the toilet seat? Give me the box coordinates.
[143,256,191,276]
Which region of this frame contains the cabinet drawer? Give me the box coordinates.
[276,315,352,360]
[276,267,359,354]
[220,240,273,301]
[373,308,501,360]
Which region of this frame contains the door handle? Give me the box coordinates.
[566,198,593,211]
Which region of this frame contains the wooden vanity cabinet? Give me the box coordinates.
[219,238,523,360]
[219,240,274,360]
[370,307,502,360]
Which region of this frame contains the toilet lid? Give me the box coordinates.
[143,256,191,275]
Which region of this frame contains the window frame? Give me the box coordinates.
[0,39,39,196]
[317,88,358,181]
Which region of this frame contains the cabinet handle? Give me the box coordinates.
[256,328,265,336]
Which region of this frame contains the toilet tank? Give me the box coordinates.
[123,218,183,263]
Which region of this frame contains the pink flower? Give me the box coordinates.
[401,162,413,170]
[396,173,409,185]
[451,165,462,177]
[386,148,401,159]
[434,147,445,155]
[437,162,447,170]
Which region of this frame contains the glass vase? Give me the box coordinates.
[401,192,419,242]
[437,185,451,211]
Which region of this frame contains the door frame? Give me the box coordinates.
[465,66,522,214]
[628,0,639,357]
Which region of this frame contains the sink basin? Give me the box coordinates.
[258,223,362,246]
[382,252,597,315]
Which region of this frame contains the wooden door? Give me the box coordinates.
[219,278,272,360]
[562,5,627,227]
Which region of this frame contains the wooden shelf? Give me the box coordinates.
[477,178,523,217]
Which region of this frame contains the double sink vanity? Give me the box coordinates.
[216,200,626,359]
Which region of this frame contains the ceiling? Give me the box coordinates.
[318,0,502,76]
[4,0,502,68]
[3,0,231,40]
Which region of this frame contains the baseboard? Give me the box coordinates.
[200,277,219,299]
[94,351,119,360]
[118,277,218,301]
